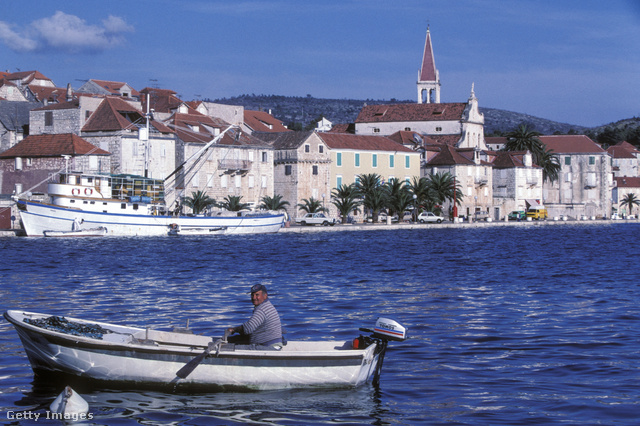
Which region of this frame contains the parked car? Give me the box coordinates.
[526,206,548,220]
[474,211,490,221]
[295,213,336,226]
[417,212,445,224]
[508,211,526,221]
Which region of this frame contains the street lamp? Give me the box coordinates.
[413,194,417,222]
[322,193,326,211]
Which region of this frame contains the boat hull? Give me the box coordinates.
[5,310,379,391]
[17,200,284,237]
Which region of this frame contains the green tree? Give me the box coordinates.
[260,194,290,212]
[620,193,640,216]
[297,197,326,214]
[356,173,386,222]
[538,148,561,183]
[220,195,250,212]
[503,124,545,159]
[427,172,463,216]
[331,184,361,223]
[408,176,431,221]
[384,178,413,220]
[183,190,217,215]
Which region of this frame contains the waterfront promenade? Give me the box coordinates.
[280,217,638,233]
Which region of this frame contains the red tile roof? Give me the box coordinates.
[539,135,604,154]
[89,79,140,97]
[140,87,182,113]
[0,133,110,158]
[355,103,467,123]
[27,84,68,103]
[82,97,172,133]
[607,145,637,159]
[244,110,290,133]
[317,133,415,153]
[426,144,475,166]
[614,176,640,188]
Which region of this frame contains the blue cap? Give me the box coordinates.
[249,284,268,294]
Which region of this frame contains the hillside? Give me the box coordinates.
[212,94,590,135]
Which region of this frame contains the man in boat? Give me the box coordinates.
[72,218,84,231]
[227,284,283,349]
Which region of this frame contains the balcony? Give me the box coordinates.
[474,177,488,187]
[218,159,252,172]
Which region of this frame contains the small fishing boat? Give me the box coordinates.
[43,226,108,238]
[4,310,407,391]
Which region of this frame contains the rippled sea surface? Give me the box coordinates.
[1,223,639,425]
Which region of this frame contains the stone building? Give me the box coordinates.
[258,131,331,219]
[165,106,275,212]
[540,135,613,218]
[607,141,639,178]
[490,150,544,218]
[0,101,40,152]
[0,133,110,196]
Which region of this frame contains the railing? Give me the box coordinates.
[218,159,252,171]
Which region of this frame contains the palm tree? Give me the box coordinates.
[297,197,326,214]
[427,172,463,216]
[260,194,290,212]
[620,193,640,217]
[503,124,545,160]
[384,178,413,220]
[331,184,361,223]
[356,173,384,221]
[219,195,250,212]
[362,186,388,223]
[408,176,431,221]
[183,190,217,215]
[538,147,561,183]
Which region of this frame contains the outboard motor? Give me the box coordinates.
[358,317,407,386]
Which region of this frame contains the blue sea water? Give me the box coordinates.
[1,223,639,425]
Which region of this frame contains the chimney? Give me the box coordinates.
[66,83,73,102]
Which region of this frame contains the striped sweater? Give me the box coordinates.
[241,299,282,345]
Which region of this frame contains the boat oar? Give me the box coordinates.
[174,330,229,380]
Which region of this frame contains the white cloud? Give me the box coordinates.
[0,11,134,54]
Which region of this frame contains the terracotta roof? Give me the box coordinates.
[0,133,110,158]
[485,136,507,146]
[426,144,475,166]
[140,87,182,113]
[33,99,80,111]
[244,110,290,133]
[317,133,415,153]
[614,176,640,188]
[387,130,422,147]
[89,79,139,97]
[82,97,142,132]
[355,102,467,123]
[419,29,437,82]
[539,135,604,154]
[423,134,462,146]
[607,145,637,159]
[27,84,68,103]
[328,123,355,133]
[491,151,530,169]
[168,111,226,143]
[3,70,53,85]
[614,140,639,153]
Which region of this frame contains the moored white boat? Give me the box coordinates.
[43,226,108,238]
[4,310,407,391]
[15,172,284,237]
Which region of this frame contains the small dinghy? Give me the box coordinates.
[4,310,407,391]
[43,226,107,237]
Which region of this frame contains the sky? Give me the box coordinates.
[1,0,639,128]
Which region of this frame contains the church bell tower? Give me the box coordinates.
[417,27,440,104]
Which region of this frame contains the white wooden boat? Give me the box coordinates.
[15,172,284,237]
[4,310,407,391]
[43,226,108,238]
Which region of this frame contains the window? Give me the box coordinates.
[285,165,292,175]
[235,175,241,188]
[261,175,267,188]
[436,127,442,132]
[565,157,571,165]
[221,175,228,188]
[192,172,199,187]
[207,174,214,187]
[589,156,595,165]
[313,165,318,175]
[262,152,268,162]
[355,153,360,167]
[337,175,342,187]
[44,111,53,127]
[319,145,324,153]
[372,154,377,168]
[15,157,22,170]
[304,144,310,153]
[249,151,254,161]
[249,175,255,188]
[404,127,411,131]
[389,155,395,168]
[337,153,342,166]
[405,156,410,168]
[373,128,380,133]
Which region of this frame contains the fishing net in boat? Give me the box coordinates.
[24,316,112,339]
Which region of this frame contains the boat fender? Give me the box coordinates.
[71,188,80,196]
[50,386,89,419]
[85,188,93,196]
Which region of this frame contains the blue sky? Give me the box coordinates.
[1,0,639,128]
